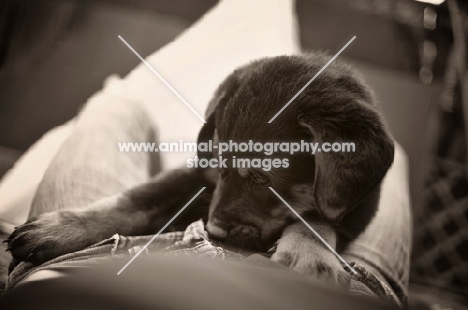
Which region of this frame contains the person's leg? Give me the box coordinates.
[28,96,160,219]
[342,143,412,301]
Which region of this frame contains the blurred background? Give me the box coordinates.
[0,0,467,308]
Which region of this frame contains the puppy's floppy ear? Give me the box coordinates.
[197,112,216,160]
[197,72,241,159]
[298,97,394,221]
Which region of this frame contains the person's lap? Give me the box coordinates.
[2,254,400,310]
[16,95,409,303]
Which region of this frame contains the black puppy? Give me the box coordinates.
[198,53,394,283]
[6,54,394,285]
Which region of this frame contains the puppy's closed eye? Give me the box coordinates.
[249,169,269,185]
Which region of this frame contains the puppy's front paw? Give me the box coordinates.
[271,244,351,288]
[5,211,91,266]
[271,247,351,288]
[271,222,351,288]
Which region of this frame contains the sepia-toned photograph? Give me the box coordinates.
[0,0,466,309]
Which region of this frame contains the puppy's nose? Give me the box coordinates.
[206,219,227,239]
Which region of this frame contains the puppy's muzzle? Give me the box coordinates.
[206,218,261,245]
[206,219,228,239]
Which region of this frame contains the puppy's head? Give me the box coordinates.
[198,54,394,251]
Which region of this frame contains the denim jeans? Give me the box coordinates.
[10,94,411,306]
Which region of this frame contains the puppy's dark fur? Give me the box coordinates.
[6,54,394,285]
